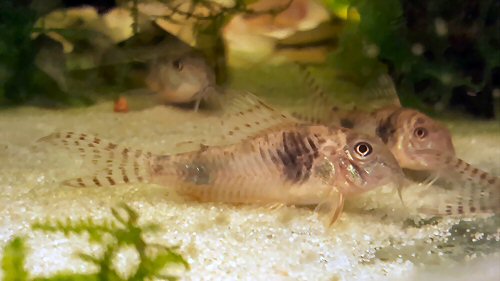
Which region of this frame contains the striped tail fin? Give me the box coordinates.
[38,132,154,187]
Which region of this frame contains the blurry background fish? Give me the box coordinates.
[0,0,498,117]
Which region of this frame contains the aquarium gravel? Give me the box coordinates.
[0,102,499,280]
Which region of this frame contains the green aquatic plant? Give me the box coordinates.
[0,0,93,107]
[1,204,189,281]
[1,237,28,281]
[323,0,499,116]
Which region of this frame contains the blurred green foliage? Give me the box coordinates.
[323,0,499,114]
[1,0,497,114]
[0,0,291,107]
[1,204,189,281]
[1,237,28,281]
[0,0,92,107]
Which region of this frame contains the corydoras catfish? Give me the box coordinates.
[292,66,500,216]
[146,53,218,111]
[39,92,403,225]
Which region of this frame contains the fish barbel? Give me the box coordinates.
[39,93,403,225]
[294,66,500,215]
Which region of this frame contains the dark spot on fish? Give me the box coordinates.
[376,116,396,144]
[445,205,452,215]
[269,150,280,166]
[107,143,117,150]
[331,106,338,112]
[470,206,476,212]
[77,178,85,187]
[463,163,470,171]
[471,168,478,176]
[480,172,487,180]
[245,123,251,128]
[107,176,116,185]
[92,177,101,186]
[278,131,317,183]
[307,137,319,157]
[340,118,354,129]
[415,117,426,125]
[153,163,164,174]
[488,178,496,185]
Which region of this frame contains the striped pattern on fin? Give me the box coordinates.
[204,90,300,146]
[293,65,401,125]
[38,132,153,187]
[418,183,500,216]
[360,74,401,108]
[443,157,500,190]
[417,156,500,216]
[292,64,337,125]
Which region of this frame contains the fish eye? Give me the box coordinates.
[172,59,183,71]
[354,142,372,157]
[414,127,428,139]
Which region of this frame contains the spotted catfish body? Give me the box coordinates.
[39,94,404,224]
[293,66,500,215]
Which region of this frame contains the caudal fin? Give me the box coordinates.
[418,156,500,216]
[38,132,154,187]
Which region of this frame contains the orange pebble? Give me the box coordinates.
[114,96,129,113]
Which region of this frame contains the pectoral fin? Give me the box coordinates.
[314,190,345,227]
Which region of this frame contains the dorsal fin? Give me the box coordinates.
[181,90,302,148]
[292,64,401,125]
[292,64,337,125]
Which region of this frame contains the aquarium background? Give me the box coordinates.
[1,0,499,117]
[0,1,499,280]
